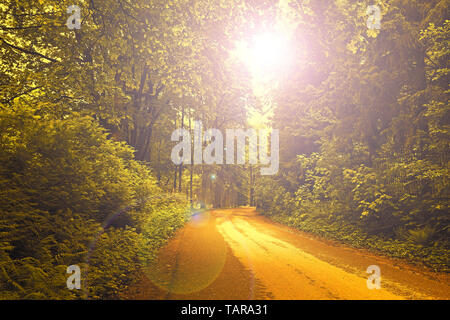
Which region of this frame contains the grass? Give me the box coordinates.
[268,214,449,273]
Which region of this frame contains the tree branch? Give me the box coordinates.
[1,38,58,63]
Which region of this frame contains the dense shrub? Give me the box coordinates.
[0,104,188,299]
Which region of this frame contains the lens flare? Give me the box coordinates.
[145,209,227,295]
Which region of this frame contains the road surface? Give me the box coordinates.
[125,208,449,300]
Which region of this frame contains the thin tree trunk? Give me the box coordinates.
[173,116,177,192]
[189,112,193,206]
[248,165,254,206]
[178,107,184,192]
[156,139,161,184]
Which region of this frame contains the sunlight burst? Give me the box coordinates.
[234,31,293,80]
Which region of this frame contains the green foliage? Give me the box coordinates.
[405,225,437,245]
[256,2,449,270]
[270,213,449,272]
[0,104,188,299]
[0,0,448,296]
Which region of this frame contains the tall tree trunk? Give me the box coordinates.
[249,165,254,206]
[139,125,153,161]
[173,117,177,192]
[178,107,184,192]
[189,112,193,206]
[156,139,161,184]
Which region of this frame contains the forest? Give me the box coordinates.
[0,0,448,299]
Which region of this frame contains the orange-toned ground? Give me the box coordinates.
[125,208,449,300]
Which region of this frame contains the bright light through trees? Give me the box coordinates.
[234,31,293,81]
[232,30,294,128]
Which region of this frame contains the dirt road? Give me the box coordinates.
[126,208,449,300]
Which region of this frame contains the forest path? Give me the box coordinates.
[125,208,449,300]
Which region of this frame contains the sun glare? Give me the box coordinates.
[234,31,292,80]
[232,30,294,127]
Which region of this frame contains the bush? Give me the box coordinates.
[0,104,187,299]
